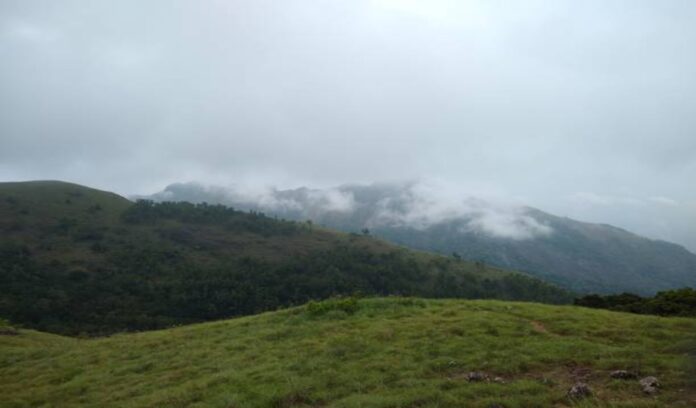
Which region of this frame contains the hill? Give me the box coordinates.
[1,298,695,407]
[147,182,696,294]
[0,181,571,335]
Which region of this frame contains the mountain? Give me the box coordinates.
[0,181,571,335]
[2,297,695,407]
[147,182,696,294]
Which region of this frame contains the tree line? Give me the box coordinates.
[0,200,573,336]
[574,288,696,317]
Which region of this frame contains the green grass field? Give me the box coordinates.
[2,298,695,407]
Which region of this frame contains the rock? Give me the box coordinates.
[567,382,592,399]
[640,376,660,394]
[0,327,18,336]
[610,370,637,379]
[466,371,489,382]
[639,376,659,388]
[493,376,506,384]
[643,385,658,395]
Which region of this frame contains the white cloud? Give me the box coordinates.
[370,0,492,29]
[213,184,356,215]
[648,196,679,206]
[367,181,553,239]
[466,207,553,240]
[570,192,613,206]
[306,189,355,213]
[2,20,59,44]
[1,0,695,249]
[569,192,645,207]
[570,192,681,209]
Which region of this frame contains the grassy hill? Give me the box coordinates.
[1,298,695,407]
[0,181,571,335]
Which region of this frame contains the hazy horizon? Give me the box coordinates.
[2,0,695,251]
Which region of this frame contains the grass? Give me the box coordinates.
[1,298,695,407]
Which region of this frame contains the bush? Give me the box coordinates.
[306,297,360,317]
[574,288,696,317]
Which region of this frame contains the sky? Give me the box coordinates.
[1,0,695,251]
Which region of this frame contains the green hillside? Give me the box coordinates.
[150,182,696,294]
[0,181,571,335]
[1,298,695,407]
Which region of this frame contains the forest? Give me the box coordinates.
[0,197,573,335]
[574,288,696,317]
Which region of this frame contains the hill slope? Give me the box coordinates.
[148,182,696,294]
[1,298,695,407]
[0,181,571,335]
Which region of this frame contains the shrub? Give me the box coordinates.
[574,288,696,317]
[306,297,360,317]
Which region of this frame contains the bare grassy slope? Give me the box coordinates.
[1,298,695,407]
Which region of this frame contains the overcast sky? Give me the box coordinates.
[1,0,695,250]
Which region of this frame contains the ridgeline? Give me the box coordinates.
[0,181,571,335]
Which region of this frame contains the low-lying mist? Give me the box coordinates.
[146,180,554,240]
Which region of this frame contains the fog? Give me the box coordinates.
[1,0,695,250]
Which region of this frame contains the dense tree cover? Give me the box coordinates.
[0,240,572,335]
[151,183,696,295]
[123,200,301,236]
[574,288,696,317]
[0,186,573,336]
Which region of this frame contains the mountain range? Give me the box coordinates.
[146,181,696,295]
[0,180,569,335]
[2,180,695,406]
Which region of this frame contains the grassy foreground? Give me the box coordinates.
[1,298,695,407]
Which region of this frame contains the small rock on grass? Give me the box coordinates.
[567,382,592,399]
[466,371,489,382]
[640,376,660,395]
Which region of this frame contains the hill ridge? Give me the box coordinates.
[0,180,572,335]
[145,181,696,294]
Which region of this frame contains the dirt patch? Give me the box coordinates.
[568,366,593,382]
[530,320,549,334]
[521,363,598,388]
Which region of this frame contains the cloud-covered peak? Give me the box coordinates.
[365,182,552,239]
[146,180,553,240]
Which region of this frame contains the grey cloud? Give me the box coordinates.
[150,181,356,215]
[372,193,554,240]
[1,0,694,249]
[150,180,554,240]
[357,182,554,240]
[559,191,696,252]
